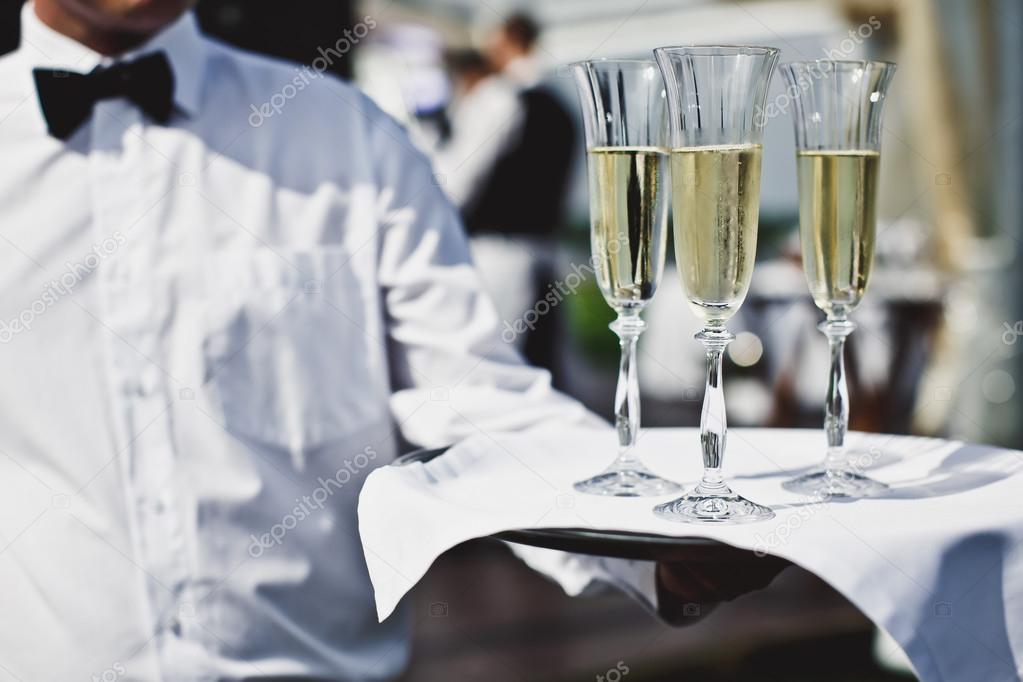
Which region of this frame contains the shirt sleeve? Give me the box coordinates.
[370,104,601,448]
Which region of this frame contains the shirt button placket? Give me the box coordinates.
[91,99,193,679]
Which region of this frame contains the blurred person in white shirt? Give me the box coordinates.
[432,49,520,216]
[436,14,576,375]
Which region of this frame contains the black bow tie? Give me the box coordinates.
[33,51,175,140]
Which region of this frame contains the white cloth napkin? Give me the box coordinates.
[358,427,1023,682]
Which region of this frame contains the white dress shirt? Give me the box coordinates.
[0,5,635,681]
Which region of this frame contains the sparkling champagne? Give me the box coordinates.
[797,150,879,317]
[671,144,762,324]
[587,147,669,309]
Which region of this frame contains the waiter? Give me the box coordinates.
[0,1,785,680]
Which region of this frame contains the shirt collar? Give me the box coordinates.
[19,1,205,116]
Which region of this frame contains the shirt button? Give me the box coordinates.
[137,495,166,514]
[137,366,161,396]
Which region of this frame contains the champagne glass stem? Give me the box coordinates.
[654,323,773,523]
[695,327,734,494]
[821,317,856,479]
[610,310,645,468]
[573,304,680,497]
[782,315,884,498]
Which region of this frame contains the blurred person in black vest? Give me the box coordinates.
[432,49,521,212]
[435,13,575,380]
[473,12,575,243]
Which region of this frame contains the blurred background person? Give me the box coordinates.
[484,10,542,91]
[432,13,576,378]
[432,49,518,211]
[428,48,534,355]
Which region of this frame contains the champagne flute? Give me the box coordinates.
[781,60,897,498]
[653,46,778,523]
[570,59,682,497]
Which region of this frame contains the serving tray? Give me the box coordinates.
[394,447,727,561]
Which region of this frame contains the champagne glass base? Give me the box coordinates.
[653,486,775,524]
[782,469,888,499]
[573,466,683,498]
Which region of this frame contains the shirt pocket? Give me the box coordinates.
[201,246,385,452]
